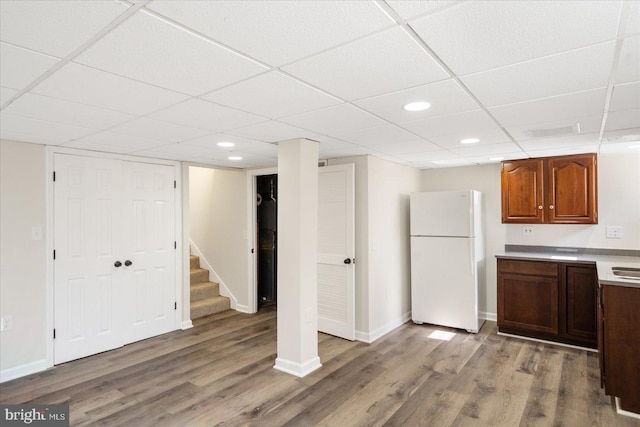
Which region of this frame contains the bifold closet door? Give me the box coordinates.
[54,154,176,364]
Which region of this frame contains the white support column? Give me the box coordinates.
[273,138,322,377]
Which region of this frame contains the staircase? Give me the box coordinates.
[190,255,230,319]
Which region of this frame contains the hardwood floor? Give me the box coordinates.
[1,307,638,426]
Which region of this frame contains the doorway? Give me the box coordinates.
[256,174,278,309]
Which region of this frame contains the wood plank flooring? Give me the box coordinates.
[1,307,638,426]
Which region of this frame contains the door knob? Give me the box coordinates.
[124,260,133,266]
[114,261,122,267]
[343,258,352,264]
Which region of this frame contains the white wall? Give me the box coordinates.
[328,156,421,341]
[1,140,47,373]
[366,156,422,336]
[189,166,248,307]
[421,151,640,317]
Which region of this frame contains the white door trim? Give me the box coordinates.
[45,146,183,369]
[246,167,278,314]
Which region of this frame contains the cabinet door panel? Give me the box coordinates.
[501,159,544,223]
[548,154,597,224]
[565,266,597,341]
[498,273,559,334]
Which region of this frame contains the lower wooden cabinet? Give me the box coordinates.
[497,258,597,348]
[599,284,640,414]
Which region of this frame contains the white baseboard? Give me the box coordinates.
[181,320,193,330]
[0,359,49,383]
[482,311,497,322]
[274,356,322,378]
[616,397,640,419]
[190,240,238,310]
[235,304,250,314]
[355,311,412,344]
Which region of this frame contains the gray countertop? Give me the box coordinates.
[496,251,640,289]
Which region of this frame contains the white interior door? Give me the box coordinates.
[122,161,176,344]
[317,164,355,340]
[54,154,125,364]
[54,154,177,364]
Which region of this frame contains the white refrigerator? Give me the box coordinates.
[410,190,485,333]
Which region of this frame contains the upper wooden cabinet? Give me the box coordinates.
[501,153,597,224]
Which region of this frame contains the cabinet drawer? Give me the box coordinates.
[498,259,558,277]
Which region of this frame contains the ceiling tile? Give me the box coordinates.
[0,43,58,90]
[69,131,167,151]
[395,150,459,162]
[0,113,96,144]
[385,1,462,21]
[604,109,640,131]
[282,27,449,101]
[31,63,188,116]
[203,71,341,119]
[0,87,18,105]
[280,104,387,136]
[466,152,527,164]
[108,117,212,143]
[614,35,640,84]
[62,140,140,154]
[74,11,268,96]
[333,125,423,147]
[355,79,478,124]
[519,133,600,152]
[182,133,269,150]
[461,42,616,107]
[489,89,607,127]
[225,120,317,143]
[3,92,134,129]
[400,109,510,147]
[450,142,524,157]
[625,1,640,37]
[0,0,127,57]
[147,0,394,66]
[525,145,599,158]
[130,149,197,162]
[410,1,621,75]
[366,139,441,155]
[149,99,266,132]
[609,82,640,111]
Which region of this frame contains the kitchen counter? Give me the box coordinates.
[496,251,640,288]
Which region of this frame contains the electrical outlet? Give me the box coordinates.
[606,226,622,239]
[1,315,12,332]
[522,226,534,235]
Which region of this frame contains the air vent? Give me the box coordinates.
[524,123,580,139]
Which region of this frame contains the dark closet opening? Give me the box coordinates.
[257,174,277,309]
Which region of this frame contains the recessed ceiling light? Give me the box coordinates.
[217,141,235,148]
[460,138,480,144]
[228,156,242,161]
[403,101,431,112]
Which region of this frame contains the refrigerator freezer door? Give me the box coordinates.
[410,191,477,237]
[410,236,481,332]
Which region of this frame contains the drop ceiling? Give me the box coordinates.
[1,0,639,169]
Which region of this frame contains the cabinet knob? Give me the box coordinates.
[549,205,554,210]
[538,205,543,210]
